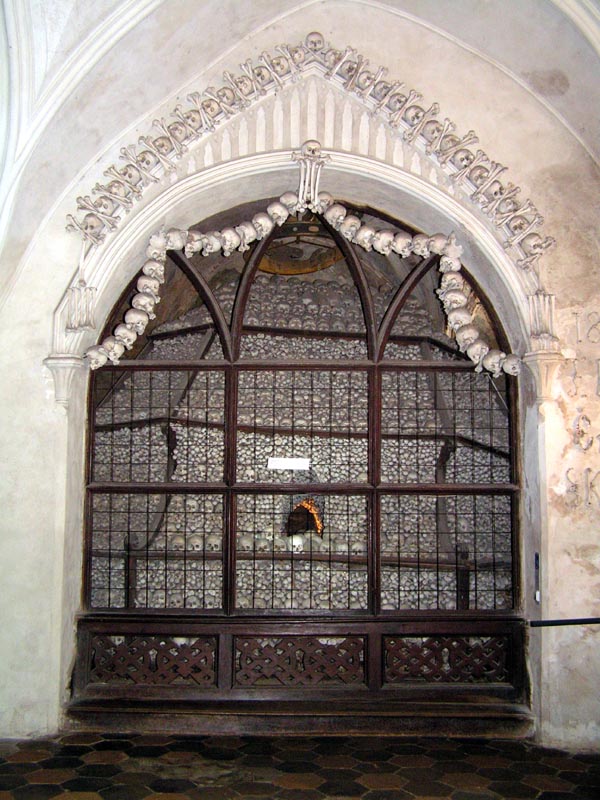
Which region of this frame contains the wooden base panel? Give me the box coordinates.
[67,700,534,739]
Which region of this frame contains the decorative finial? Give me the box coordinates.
[292,140,331,213]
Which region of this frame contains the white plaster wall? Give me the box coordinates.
[0,0,599,748]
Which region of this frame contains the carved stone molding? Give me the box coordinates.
[43,354,86,407]
[522,350,564,403]
[528,291,560,352]
[65,32,556,285]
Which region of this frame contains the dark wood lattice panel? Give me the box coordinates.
[384,635,509,683]
[235,636,365,686]
[89,634,216,685]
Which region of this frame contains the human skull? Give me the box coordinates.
[138,150,158,170]
[467,339,490,370]
[372,229,396,256]
[142,259,165,283]
[124,307,150,334]
[146,228,168,261]
[354,224,376,251]
[301,139,322,157]
[85,345,108,369]
[451,148,474,170]
[166,228,188,250]
[339,214,361,241]
[439,272,466,295]
[412,234,430,258]
[202,232,223,256]
[183,109,202,130]
[82,213,104,238]
[428,233,449,255]
[184,230,205,257]
[234,75,253,96]
[120,164,142,185]
[520,233,547,256]
[266,201,290,227]
[332,536,347,554]
[482,349,507,378]
[168,122,188,143]
[170,534,185,551]
[154,136,174,156]
[106,180,129,200]
[447,307,472,332]
[441,289,468,311]
[350,539,367,556]
[279,192,299,214]
[391,231,413,257]
[114,323,137,350]
[217,86,236,105]
[235,220,258,252]
[188,534,204,551]
[443,233,464,261]
[169,591,184,608]
[252,212,274,240]
[439,255,462,273]
[316,191,334,213]
[271,56,290,77]
[502,354,522,376]
[422,119,444,143]
[305,31,325,52]
[324,203,347,229]
[205,535,221,552]
[131,292,157,319]
[238,535,253,552]
[289,534,305,553]
[137,275,161,302]
[255,537,271,553]
[403,104,425,126]
[273,537,288,552]
[102,335,126,364]
[94,195,116,216]
[220,227,241,256]
[455,324,480,352]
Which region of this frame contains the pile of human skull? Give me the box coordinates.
[236,561,368,610]
[152,268,434,351]
[93,424,168,482]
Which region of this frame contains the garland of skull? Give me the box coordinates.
[85,187,521,379]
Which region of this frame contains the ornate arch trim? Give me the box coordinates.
[66,32,555,285]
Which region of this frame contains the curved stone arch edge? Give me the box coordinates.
[46,154,561,406]
[64,31,556,282]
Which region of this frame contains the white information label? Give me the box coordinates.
[267,457,311,471]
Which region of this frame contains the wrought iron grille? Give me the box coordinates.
[85,206,518,629]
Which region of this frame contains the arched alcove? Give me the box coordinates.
[67,192,534,736]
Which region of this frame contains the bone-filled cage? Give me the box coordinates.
[75,202,525,718]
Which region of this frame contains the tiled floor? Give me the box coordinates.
[0,732,598,799]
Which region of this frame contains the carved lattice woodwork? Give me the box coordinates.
[383,635,509,683]
[89,635,216,685]
[235,636,365,686]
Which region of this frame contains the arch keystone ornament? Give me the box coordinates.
[83,140,522,380]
